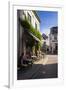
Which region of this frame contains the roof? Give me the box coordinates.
[42,33,48,40]
[50,26,58,34]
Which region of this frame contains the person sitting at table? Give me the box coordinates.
[26,52,31,59]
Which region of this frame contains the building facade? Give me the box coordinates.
[49,26,58,54]
[41,33,49,53]
[17,10,41,66]
[19,10,40,31]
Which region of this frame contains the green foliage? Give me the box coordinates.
[20,18,42,40]
[36,42,41,50]
[20,19,30,29]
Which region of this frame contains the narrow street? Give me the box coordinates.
[17,55,58,80]
[31,55,58,79]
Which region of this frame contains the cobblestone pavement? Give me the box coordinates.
[17,55,58,80]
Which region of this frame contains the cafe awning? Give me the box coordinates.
[28,32,41,43]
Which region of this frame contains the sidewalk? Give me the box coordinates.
[17,56,48,80]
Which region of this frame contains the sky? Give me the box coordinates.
[37,11,58,35]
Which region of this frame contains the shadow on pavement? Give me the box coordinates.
[17,63,58,80]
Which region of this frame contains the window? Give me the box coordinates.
[54,36,57,40]
[22,11,26,20]
[44,42,46,45]
[35,23,37,30]
[28,13,31,23]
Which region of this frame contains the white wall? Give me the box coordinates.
[24,10,40,31]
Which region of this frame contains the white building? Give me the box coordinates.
[42,33,49,53]
[19,10,40,31]
[17,10,41,65]
[49,26,58,54]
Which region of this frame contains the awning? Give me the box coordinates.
[28,32,41,43]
